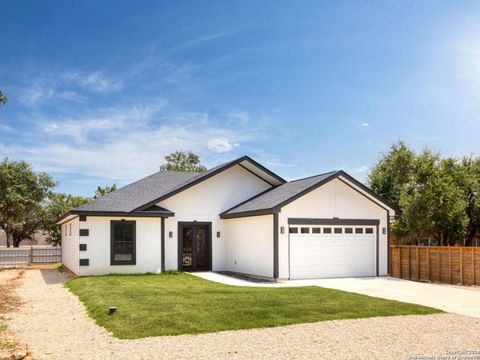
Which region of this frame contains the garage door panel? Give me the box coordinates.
[289,225,376,279]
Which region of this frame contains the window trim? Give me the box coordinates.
[300,227,310,234]
[289,227,299,234]
[110,220,136,266]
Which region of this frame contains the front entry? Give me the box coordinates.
[178,222,212,271]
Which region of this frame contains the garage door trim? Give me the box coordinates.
[288,218,380,277]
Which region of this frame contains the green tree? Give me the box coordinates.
[94,184,117,199]
[397,151,468,245]
[450,157,480,246]
[0,159,56,247]
[41,193,89,246]
[368,141,416,207]
[0,90,7,107]
[160,151,207,172]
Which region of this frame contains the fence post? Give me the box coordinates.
[29,245,33,265]
[407,246,411,280]
[448,247,452,284]
[460,247,464,285]
[473,248,476,285]
[399,247,402,279]
[427,247,430,281]
[416,246,420,280]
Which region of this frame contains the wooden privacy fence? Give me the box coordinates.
[0,246,61,266]
[390,245,480,286]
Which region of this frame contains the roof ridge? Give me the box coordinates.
[288,170,339,183]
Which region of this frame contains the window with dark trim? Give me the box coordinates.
[301,227,310,234]
[355,228,363,234]
[69,224,71,236]
[111,221,136,265]
[334,227,342,234]
[323,227,332,234]
[365,228,374,234]
[312,227,321,234]
[289,227,298,234]
[345,227,353,234]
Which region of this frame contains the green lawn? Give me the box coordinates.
[65,273,441,339]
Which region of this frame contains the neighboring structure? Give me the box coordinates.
[58,156,398,279]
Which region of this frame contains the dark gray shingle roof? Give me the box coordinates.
[74,171,198,213]
[222,171,338,216]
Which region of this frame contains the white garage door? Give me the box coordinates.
[289,225,376,279]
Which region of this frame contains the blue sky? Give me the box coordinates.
[1,1,480,197]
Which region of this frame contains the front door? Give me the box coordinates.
[179,223,211,271]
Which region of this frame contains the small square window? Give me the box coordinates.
[301,227,310,234]
[289,227,298,234]
[365,228,374,234]
[355,228,363,234]
[345,227,353,234]
[334,227,342,234]
[323,227,332,234]
[312,227,321,234]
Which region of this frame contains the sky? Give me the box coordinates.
[1,1,480,197]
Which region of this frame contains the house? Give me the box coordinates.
[58,156,398,279]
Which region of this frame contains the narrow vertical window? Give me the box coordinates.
[111,221,136,265]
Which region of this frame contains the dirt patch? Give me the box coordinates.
[0,270,31,360]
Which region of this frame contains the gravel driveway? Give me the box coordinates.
[5,269,480,360]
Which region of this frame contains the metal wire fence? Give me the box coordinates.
[0,246,61,265]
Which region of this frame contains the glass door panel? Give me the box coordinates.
[182,227,193,268]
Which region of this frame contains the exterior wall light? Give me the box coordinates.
[382,227,387,234]
[280,226,285,234]
[217,231,221,238]
[169,231,173,238]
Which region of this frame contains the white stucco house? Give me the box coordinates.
[58,156,399,279]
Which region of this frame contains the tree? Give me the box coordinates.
[450,157,480,246]
[0,90,7,107]
[94,184,117,199]
[0,159,56,247]
[160,151,207,172]
[41,193,89,246]
[368,141,416,207]
[397,151,468,246]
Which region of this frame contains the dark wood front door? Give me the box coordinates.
[178,223,211,271]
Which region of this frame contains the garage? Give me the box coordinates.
[288,220,379,279]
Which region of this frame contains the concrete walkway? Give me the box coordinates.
[191,272,480,318]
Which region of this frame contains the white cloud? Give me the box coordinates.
[19,82,56,106]
[63,71,123,93]
[362,122,369,127]
[207,138,239,153]
[2,105,262,183]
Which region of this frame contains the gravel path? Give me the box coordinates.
[5,269,480,360]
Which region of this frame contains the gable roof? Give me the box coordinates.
[58,155,285,223]
[133,155,286,211]
[220,170,400,219]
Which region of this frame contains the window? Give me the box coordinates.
[111,221,136,265]
[365,228,374,234]
[355,228,363,234]
[301,227,310,234]
[289,227,298,234]
[323,227,332,234]
[69,224,71,236]
[345,227,353,234]
[334,227,342,234]
[312,227,321,234]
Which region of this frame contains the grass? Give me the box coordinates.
[65,273,442,339]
